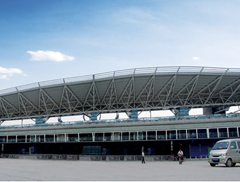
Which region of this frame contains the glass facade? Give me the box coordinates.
[177,130,186,139]
[67,134,78,142]
[8,136,16,143]
[46,135,54,142]
[157,131,166,139]
[197,129,207,138]
[228,128,238,137]
[187,130,196,139]
[219,128,228,138]
[130,132,137,140]
[95,133,103,141]
[17,135,25,143]
[167,130,176,139]
[80,133,92,142]
[147,131,156,140]
[114,132,121,141]
[36,135,44,142]
[209,129,218,138]
[0,127,239,144]
[122,132,129,141]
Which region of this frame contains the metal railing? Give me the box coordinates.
[0,154,173,161]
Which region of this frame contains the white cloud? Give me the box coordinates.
[193,57,200,60]
[0,67,23,80]
[27,50,75,62]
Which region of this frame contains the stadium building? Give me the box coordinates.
[0,66,240,159]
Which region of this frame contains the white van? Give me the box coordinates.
[208,138,240,167]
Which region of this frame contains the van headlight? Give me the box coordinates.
[221,153,227,157]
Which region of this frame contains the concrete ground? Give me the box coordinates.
[0,158,239,181]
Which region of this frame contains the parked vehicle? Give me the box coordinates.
[208,138,240,167]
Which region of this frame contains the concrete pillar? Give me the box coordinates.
[90,112,98,121]
[174,107,189,119]
[203,108,213,115]
[128,110,138,120]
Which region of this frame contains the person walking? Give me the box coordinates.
[142,150,145,164]
[177,149,184,164]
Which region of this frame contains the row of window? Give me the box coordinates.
[0,127,239,143]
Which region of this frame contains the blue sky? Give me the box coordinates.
[1,0,240,89]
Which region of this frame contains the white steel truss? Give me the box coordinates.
[1,66,240,121]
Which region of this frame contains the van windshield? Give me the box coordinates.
[212,142,229,150]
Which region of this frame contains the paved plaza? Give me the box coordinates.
[0,158,239,181]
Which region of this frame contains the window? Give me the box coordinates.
[46,135,54,142]
[130,132,137,140]
[177,130,186,139]
[114,132,121,141]
[95,133,103,141]
[157,131,166,139]
[122,132,129,141]
[67,134,78,142]
[219,128,227,138]
[209,129,218,138]
[187,130,196,139]
[228,128,238,137]
[167,130,176,139]
[198,129,207,138]
[237,142,240,149]
[230,142,237,149]
[147,131,156,140]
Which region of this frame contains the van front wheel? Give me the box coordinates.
[210,163,216,167]
[226,159,232,167]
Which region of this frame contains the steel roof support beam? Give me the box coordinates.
[101,78,118,110]
[204,69,228,105]
[18,92,38,117]
[60,84,83,113]
[136,75,155,109]
[83,75,100,112]
[154,76,175,107]
[39,88,59,115]
[118,70,136,110]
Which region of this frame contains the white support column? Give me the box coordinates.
[207,128,210,139]
[186,129,188,139]
[35,135,36,143]
[196,129,198,139]
[92,133,95,142]
[65,133,67,142]
[146,131,148,140]
[176,130,178,139]
[227,127,229,138]
[217,128,219,138]
[78,133,80,142]
[166,130,167,140]
[54,134,55,142]
[44,134,46,143]
[237,127,239,137]
[155,130,157,140]
[25,135,27,143]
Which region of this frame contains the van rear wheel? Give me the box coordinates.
[226,159,232,167]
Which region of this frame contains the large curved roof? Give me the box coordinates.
[1,66,240,121]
